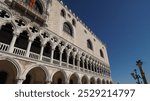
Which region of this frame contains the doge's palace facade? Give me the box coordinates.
[0,0,112,84]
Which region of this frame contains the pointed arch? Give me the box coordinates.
[14,31,29,50]
[69,51,73,65]
[63,22,73,37]
[84,59,87,69]
[53,45,60,60]
[80,57,83,68]
[30,36,41,54]
[74,54,78,66]
[43,41,52,57]
[0,23,14,45]
[62,48,67,62]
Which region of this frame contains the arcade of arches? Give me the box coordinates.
[0,59,112,84]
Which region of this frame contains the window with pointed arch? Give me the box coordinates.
[63,22,73,37]
[100,49,104,58]
[87,39,93,50]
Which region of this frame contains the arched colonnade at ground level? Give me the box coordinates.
[0,57,112,84]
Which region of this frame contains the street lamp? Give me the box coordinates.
[131,69,142,84]
[136,60,148,84]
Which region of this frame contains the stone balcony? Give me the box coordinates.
[10,0,47,25]
[0,41,110,78]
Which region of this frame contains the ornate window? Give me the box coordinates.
[100,49,104,58]
[0,23,13,45]
[87,39,93,50]
[31,37,41,54]
[53,46,60,60]
[15,31,29,50]
[63,22,73,36]
[43,42,52,57]
[62,49,67,62]
[24,0,43,14]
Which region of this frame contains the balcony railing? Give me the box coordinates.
[0,42,9,52]
[62,62,67,67]
[13,47,26,56]
[42,56,51,62]
[29,52,39,60]
[68,64,74,69]
[53,59,60,65]
[0,41,106,77]
[74,66,78,70]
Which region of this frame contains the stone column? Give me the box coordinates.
[90,63,93,72]
[77,55,81,71]
[82,57,84,68]
[65,79,69,84]
[86,58,89,70]
[39,44,45,60]
[67,54,70,68]
[8,34,18,53]
[50,48,55,64]
[78,79,81,84]
[59,51,63,66]
[93,62,96,73]
[73,56,75,68]
[26,39,33,57]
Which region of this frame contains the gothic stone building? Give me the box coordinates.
[0,0,112,84]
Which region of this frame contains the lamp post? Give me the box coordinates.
[131,69,142,84]
[136,60,148,84]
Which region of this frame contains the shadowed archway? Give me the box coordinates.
[52,71,67,84]
[69,73,80,84]
[23,67,46,84]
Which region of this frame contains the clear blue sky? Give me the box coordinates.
[62,0,150,84]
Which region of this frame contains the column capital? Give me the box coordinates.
[60,47,65,53]
[13,29,22,36]
[51,45,56,50]
[66,48,71,54]
[29,37,34,42]
[41,42,45,47]
[81,56,86,60]
[86,58,89,61]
